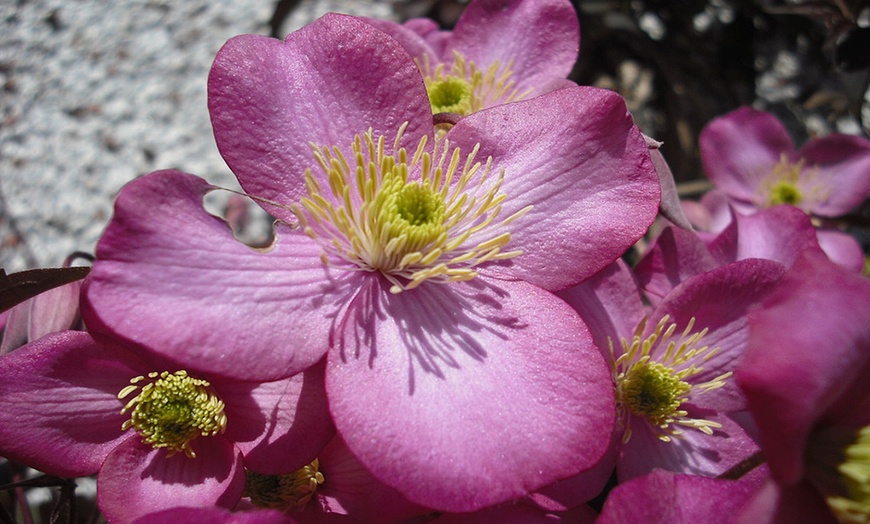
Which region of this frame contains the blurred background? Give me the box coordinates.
[1,0,868,273]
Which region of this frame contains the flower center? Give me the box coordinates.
[757,154,827,210]
[292,124,531,294]
[244,460,324,511]
[611,316,732,443]
[118,370,227,458]
[806,424,870,522]
[418,51,532,116]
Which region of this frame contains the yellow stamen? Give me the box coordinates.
[293,123,531,293]
[244,460,325,511]
[756,154,829,211]
[611,316,731,443]
[807,424,870,522]
[118,370,227,458]
[418,51,533,116]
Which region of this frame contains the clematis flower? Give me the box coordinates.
[83,14,660,512]
[736,249,870,523]
[698,106,870,270]
[0,331,333,523]
[133,506,297,524]
[595,468,767,524]
[558,258,783,481]
[364,0,579,116]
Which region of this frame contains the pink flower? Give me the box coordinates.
[559,258,783,480]
[0,331,332,523]
[364,0,579,115]
[736,250,870,523]
[83,14,660,512]
[697,106,870,271]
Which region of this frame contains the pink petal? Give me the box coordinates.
[83,170,341,381]
[432,502,595,523]
[815,227,865,272]
[133,506,296,524]
[0,331,147,476]
[98,435,245,523]
[208,14,433,221]
[650,258,786,411]
[635,226,720,304]
[27,280,82,341]
[737,250,870,484]
[307,435,431,524]
[557,259,646,353]
[326,276,615,512]
[448,0,579,96]
[221,360,334,475]
[700,107,794,203]
[361,17,440,70]
[597,469,761,524]
[736,479,838,524]
[447,86,659,291]
[799,133,870,216]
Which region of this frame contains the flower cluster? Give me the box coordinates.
[1,1,869,523]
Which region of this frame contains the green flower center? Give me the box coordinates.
[418,51,531,117]
[768,179,803,206]
[611,316,732,443]
[244,460,325,511]
[118,370,227,458]
[758,154,826,210]
[807,424,870,522]
[292,124,531,293]
[427,77,473,115]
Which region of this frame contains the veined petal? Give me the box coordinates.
[208,14,432,220]
[326,276,614,511]
[83,170,344,382]
[98,435,245,523]
[700,107,794,203]
[221,360,334,475]
[448,0,580,96]
[649,258,786,411]
[446,87,659,291]
[0,331,146,476]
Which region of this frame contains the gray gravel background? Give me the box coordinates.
[0,0,402,272]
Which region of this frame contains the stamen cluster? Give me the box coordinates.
[292,124,532,293]
[244,460,325,510]
[118,370,227,458]
[611,316,732,443]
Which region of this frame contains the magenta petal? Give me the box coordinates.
[327,276,615,511]
[98,435,245,523]
[700,107,794,203]
[737,250,870,484]
[597,469,760,524]
[815,227,865,272]
[84,170,340,381]
[448,0,579,95]
[447,87,659,291]
[133,506,296,524]
[208,14,432,220]
[361,17,440,70]
[635,226,720,304]
[222,360,334,475]
[650,258,786,411]
[798,133,870,216]
[0,331,145,477]
[736,479,838,524]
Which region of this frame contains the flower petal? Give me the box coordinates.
[700,107,793,203]
[0,331,145,476]
[448,0,579,96]
[98,435,245,523]
[326,275,615,511]
[83,170,343,381]
[208,13,432,220]
[133,506,296,524]
[447,86,659,291]
[798,133,870,216]
[737,250,870,484]
[222,360,334,475]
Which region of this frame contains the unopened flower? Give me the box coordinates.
[0,331,332,523]
[84,14,660,511]
[365,0,579,116]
